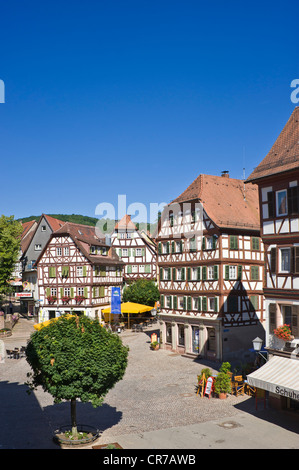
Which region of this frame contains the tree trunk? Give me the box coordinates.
[71,398,78,437]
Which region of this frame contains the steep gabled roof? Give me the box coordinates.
[246,107,299,183]
[49,221,123,266]
[115,214,137,230]
[20,220,38,253]
[171,173,260,231]
[42,214,65,231]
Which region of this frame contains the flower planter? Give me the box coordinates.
[53,424,100,447]
[0,328,12,338]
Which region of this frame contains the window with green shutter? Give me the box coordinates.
[158,242,162,254]
[160,294,164,308]
[100,266,106,277]
[202,266,207,280]
[183,296,187,310]
[46,287,50,297]
[202,296,207,311]
[213,265,218,280]
[171,241,175,253]
[224,265,230,280]
[173,296,177,309]
[237,265,242,280]
[49,266,56,278]
[61,266,69,278]
[145,264,151,273]
[252,237,260,250]
[83,266,87,277]
[202,237,206,250]
[187,267,191,281]
[181,267,185,281]
[230,235,238,250]
[214,297,218,313]
[198,297,201,311]
[228,296,238,312]
[99,286,105,297]
[251,266,259,280]
[250,295,258,311]
[187,296,192,310]
[197,267,201,280]
[172,267,176,281]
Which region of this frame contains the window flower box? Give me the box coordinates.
[74,295,86,304]
[61,296,71,304]
[47,295,57,304]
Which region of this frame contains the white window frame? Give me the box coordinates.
[229,265,237,280]
[122,248,128,257]
[178,296,184,309]
[51,287,57,296]
[177,268,182,281]
[77,287,84,296]
[136,248,142,257]
[77,266,83,277]
[280,247,291,273]
[35,244,42,251]
[64,247,69,256]
[207,266,214,280]
[276,189,288,216]
[192,267,198,280]
[208,297,215,312]
[57,247,62,256]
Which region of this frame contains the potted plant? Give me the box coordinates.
[214,372,232,399]
[61,296,71,304]
[274,324,293,341]
[197,367,212,383]
[150,341,159,350]
[219,362,231,374]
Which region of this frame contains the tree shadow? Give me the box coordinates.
[0,379,122,449]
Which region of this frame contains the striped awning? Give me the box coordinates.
[247,355,299,401]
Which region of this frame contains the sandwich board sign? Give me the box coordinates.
[204,376,214,399]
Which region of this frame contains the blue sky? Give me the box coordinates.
[1,0,298,223]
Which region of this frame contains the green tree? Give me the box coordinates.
[122,279,160,307]
[0,215,23,296]
[25,315,129,438]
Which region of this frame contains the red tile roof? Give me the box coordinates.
[246,107,299,182]
[171,173,260,230]
[52,221,123,265]
[115,214,137,230]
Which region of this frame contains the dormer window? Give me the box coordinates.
[90,246,97,254]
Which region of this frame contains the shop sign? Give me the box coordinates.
[15,292,32,298]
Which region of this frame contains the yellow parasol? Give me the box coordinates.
[33,314,75,331]
[101,302,153,328]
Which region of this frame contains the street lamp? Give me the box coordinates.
[252,337,263,352]
[252,337,267,364]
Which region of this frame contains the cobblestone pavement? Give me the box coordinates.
[1,318,299,449]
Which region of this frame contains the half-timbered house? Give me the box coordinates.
[110,214,157,284]
[36,221,124,323]
[157,172,265,363]
[19,214,65,316]
[246,107,299,410]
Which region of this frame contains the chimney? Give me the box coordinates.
[221,171,229,178]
